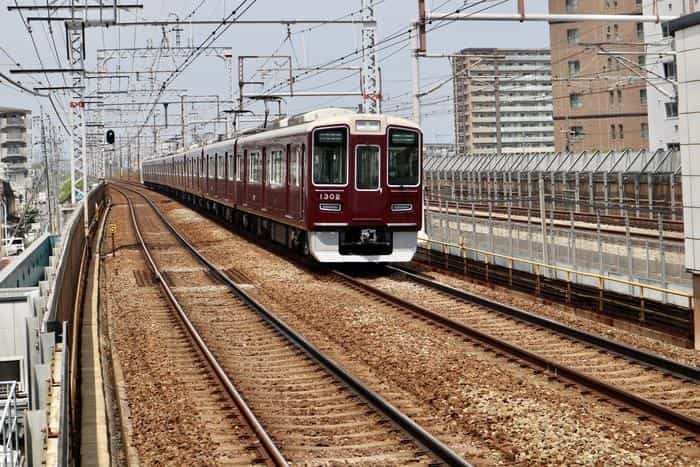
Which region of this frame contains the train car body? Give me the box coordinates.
[142,108,422,263]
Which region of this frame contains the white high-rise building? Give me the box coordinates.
[452,48,554,155]
[0,107,31,210]
[643,1,697,150]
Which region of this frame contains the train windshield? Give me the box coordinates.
[388,129,420,186]
[313,128,347,185]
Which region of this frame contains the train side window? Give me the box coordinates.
[236,153,243,181]
[209,154,215,179]
[218,153,225,179]
[227,152,234,181]
[268,149,285,186]
[289,146,300,187]
[248,151,261,183]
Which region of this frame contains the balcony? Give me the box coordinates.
[2,147,28,164]
[0,132,27,147]
[4,163,28,174]
[1,117,28,128]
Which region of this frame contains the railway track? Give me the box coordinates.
[111,183,469,466]
[106,188,284,465]
[412,246,693,341]
[333,265,700,437]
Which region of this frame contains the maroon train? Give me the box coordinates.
[142,108,422,262]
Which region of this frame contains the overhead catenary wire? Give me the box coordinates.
[117,0,260,150]
[257,0,505,99]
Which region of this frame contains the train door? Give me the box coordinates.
[235,150,245,205]
[288,144,303,219]
[224,151,230,201]
[198,151,204,194]
[215,152,221,198]
[285,144,291,214]
[352,142,387,222]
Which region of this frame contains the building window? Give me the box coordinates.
[638,55,646,67]
[617,89,622,103]
[613,24,620,41]
[609,90,614,105]
[636,22,644,40]
[662,22,671,37]
[665,101,678,117]
[610,124,616,140]
[569,93,583,109]
[641,123,649,140]
[569,126,584,141]
[567,28,579,45]
[663,61,677,80]
[618,124,624,139]
[568,60,581,77]
[566,0,579,13]
[607,57,613,71]
[640,89,647,105]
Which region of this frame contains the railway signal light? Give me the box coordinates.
[106,129,115,144]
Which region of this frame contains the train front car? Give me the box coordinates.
[307,114,422,262]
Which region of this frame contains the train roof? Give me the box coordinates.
[145,108,421,164]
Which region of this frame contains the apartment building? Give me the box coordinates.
[0,107,31,210]
[452,48,554,155]
[643,1,697,150]
[549,0,648,151]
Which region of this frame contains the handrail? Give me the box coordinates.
[0,381,19,466]
[422,237,693,308]
[57,321,71,466]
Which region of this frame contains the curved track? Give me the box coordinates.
[104,189,283,465]
[335,265,699,437]
[111,183,470,466]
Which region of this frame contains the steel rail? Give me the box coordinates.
[332,268,700,436]
[388,265,699,382]
[113,182,471,467]
[114,186,288,467]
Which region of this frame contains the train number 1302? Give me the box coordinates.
[319,192,341,201]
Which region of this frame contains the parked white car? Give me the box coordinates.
[3,238,25,256]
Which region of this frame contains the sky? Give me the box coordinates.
[0,0,550,145]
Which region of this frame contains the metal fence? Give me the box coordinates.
[427,205,690,305]
[0,381,20,467]
[425,149,682,221]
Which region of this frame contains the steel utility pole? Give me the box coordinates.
[64,15,93,241]
[494,62,502,156]
[412,22,422,124]
[361,0,380,113]
[39,109,55,233]
[181,95,187,148]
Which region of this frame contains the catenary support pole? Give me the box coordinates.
[412,23,422,124]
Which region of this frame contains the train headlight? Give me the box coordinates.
[391,203,413,212]
[320,203,342,212]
